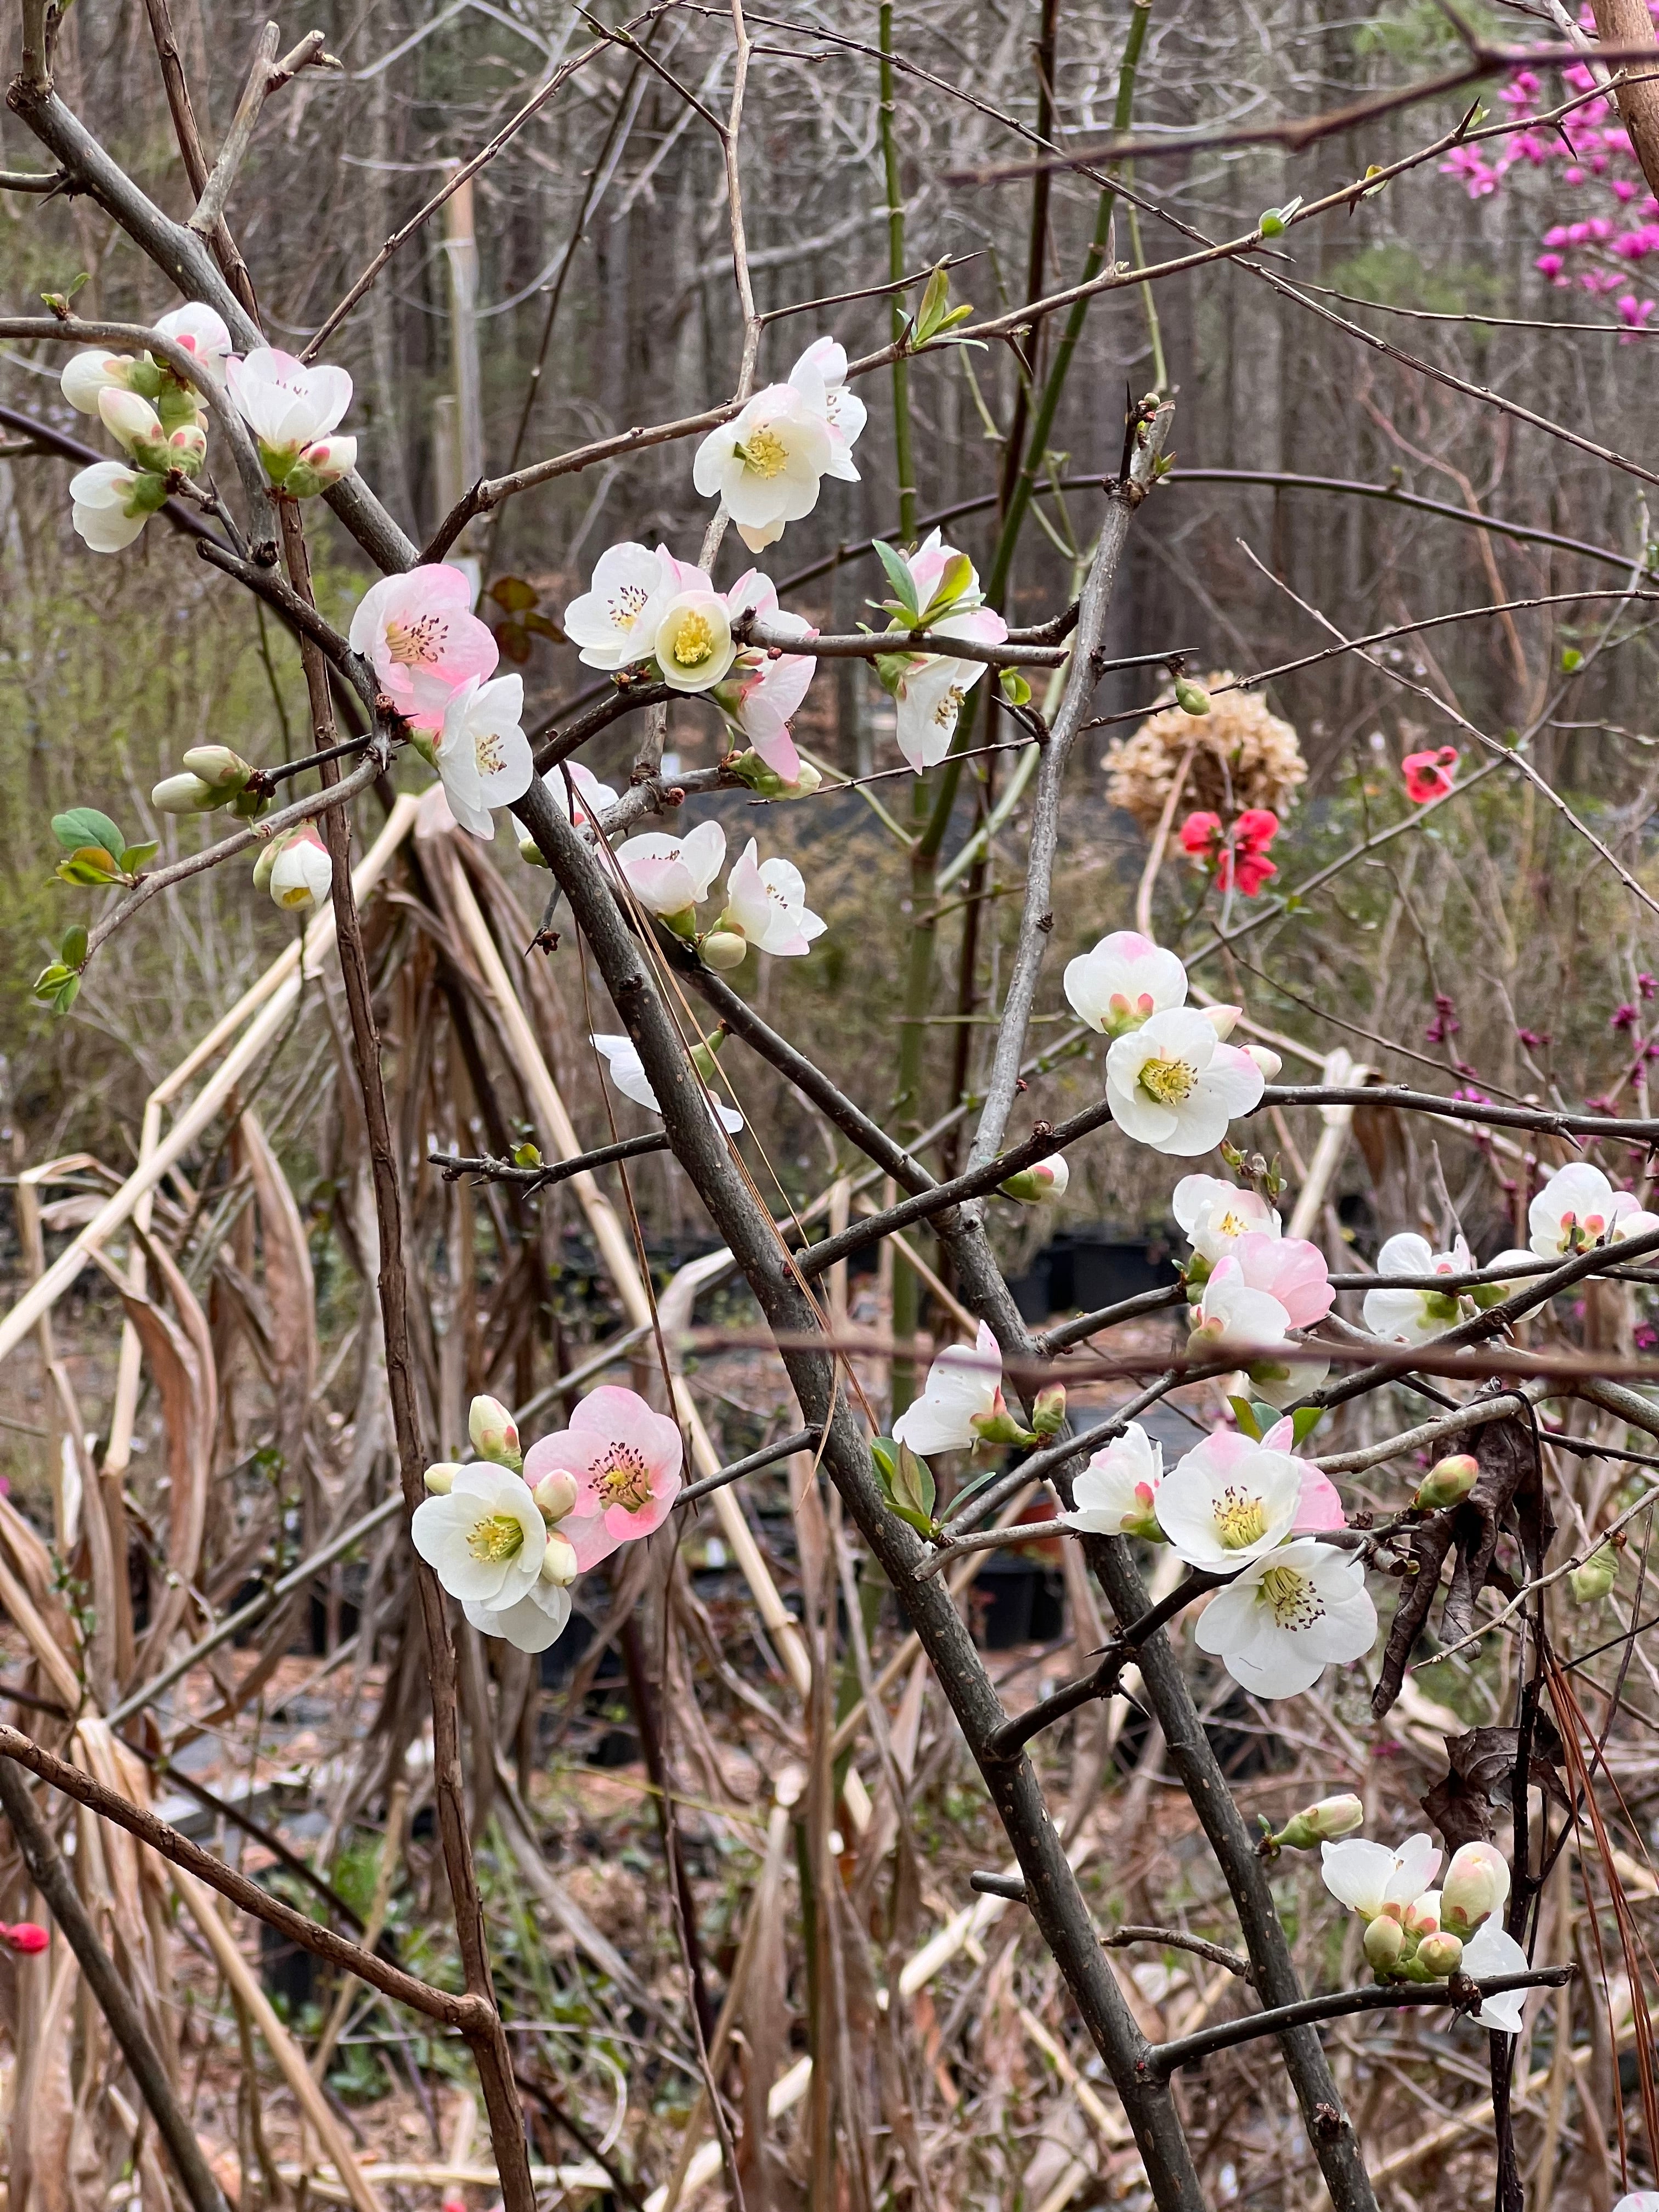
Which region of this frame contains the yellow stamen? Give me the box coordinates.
[1139,1055,1197,1105]
[597,1448,654,1514]
[1215,1492,1268,1550]
[384,613,445,667]
[738,425,788,479]
[466,1511,526,1565]
[671,613,716,668]
[1259,1564,1322,1628]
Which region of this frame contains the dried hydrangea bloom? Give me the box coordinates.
[1104,674,1306,830]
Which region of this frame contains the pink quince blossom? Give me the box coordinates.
[523,1385,684,1571]
[348,565,499,731]
[1227,1230,1336,1329]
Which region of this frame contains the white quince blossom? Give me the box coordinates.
[267,823,333,913]
[465,1575,573,1655]
[1196,1538,1377,1699]
[154,302,233,376]
[1188,1257,1331,1408]
[411,1462,549,1615]
[1612,2195,1659,2212]
[1362,1232,1473,1345]
[715,839,826,960]
[1105,1006,1266,1156]
[592,1033,744,1134]
[69,460,154,553]
[693,382,833,552]
[1065,930,1189,1039]
[563,543,679,670]
[425,672,533,840]
[1071,1423,1164,1538]
[616,822,727,921]
[1462,1917,1531,2032]
[890,607,1010,772]
[225,346,353,483]
[1321,1832,1443,1921]
[1530,1161,1639,1256]
[655,590,738,692]
[789,335,866,479]
[1156,1430,1307,1568]
[548,760,618,830]
[1174,1173,1282,1262]
[1613,1209,1659,1246]
[891,1321,1005,1456]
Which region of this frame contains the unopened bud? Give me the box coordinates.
[518,829,549,867]
[61,348,132,414]
[1572,1543,1619,1605]
[540,1531,579,1587]
[1402,1892,1440,1941]
[1271,1793,1364,1852]
[689,1029,729,1084]
[165,422,207,476]
[151,771,222,815]
[1244,1043,1282,1081]
[268,826,331,912]
[725,748,823,800]
[2,1921,48,1955]
[999,1155,1070,1205]
[969,1404,1037,1448]
[283,435,358,499]
[532,1470,579,1523]
[252,830,292,895]
[1173,677,1211,717]
[1201,1003,1242,1040]
[1363,1915,1405,1974]
[422,1462,461,1496]
[1414,1453,1479,1511]
[1415,1931,1464,1980]
[98,386,164,453]
[182,745,253,791]
[468,1393,521,1470]
[1441,1841,1510,1938]
[699,927,748,971]
[1031,1384,1067,1437]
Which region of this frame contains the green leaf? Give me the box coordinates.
[119,842,158,873]
[31,963,71,1000]
[512,1142,543,1169]
[872,540,921,622]
[892,1442,935,1521]
[999,668,1031,707]
[1250,1400,1279,1435]
[489,574,539,613]
[1290,1404,1325,1447]
[52,807,126,861]
[1560,647,1583,674]
[1227,1395,1263,1441]
[918,552,974,625]
[59,924,87,968]
[56,849,121,886]
[53,975,80,1014]
[494,618,533,665]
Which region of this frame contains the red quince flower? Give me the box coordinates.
[1402,747,1458,804]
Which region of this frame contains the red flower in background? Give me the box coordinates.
[1403,746,1459,804]
[1177,808,1279,897]
[1,1923,48,1955]
[1179,810,1222,857]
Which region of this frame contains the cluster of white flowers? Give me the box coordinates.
[413,1388,683,1651]
[66,312,357,555]
[691,335,864,552]
[612,817,825,974]
[1321,1832,1528,2027]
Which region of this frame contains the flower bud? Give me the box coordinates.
[689,1029,730,1084]
[1202,1003,1242,1040]
[518,830,550,868]
[98,386,165,454]
[725,748,822,799]
[61,349,132,414]
[1572,1543,1620,1605]
[533,1470,579,1523]
[422,1462,462,1496]
[252,830,292,895]
[1031,1384,1067,1437]
[151,771,222,815]
[283,435,358,499]
[699,927,749,971]
[1414,1931,1464,1980]
[998,1155,1070,1205]
[2,1921,48,1956]
[1244,1044,1282,1081]
[540,1531,579,1587]
[1441,1842,1510,1938]
[1271,1793,1365,1851]
[268,825,332,913]
[182,745,253,791]
[165,422,207,476]
[1363,1915,1406,1974]
[969,1403,1037,1448]
[1414,1453,1479,1510]
[1173,677,1211,716]
[468,1393,522,1470]
[1402,1892,1440,1942]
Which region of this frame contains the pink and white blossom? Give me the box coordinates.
[1196,1537,1376,1698]
[1066,931,1189,1039]
[714,569,816,778]
[1173,1174,1282,1262]
[267,823,332,913]
[715,839,826,959]
[154,302,232,375]
[1105,1007,1265,1156]
[1530,1161,1640,1256]
[548,760,618,830]
[890,606,1009,772]
[69,459,154,553]
[892,1321,1006,1455]
[564,543,679,669]
[1462,1917,1530,2031]
[523,1385,685,1571]
[225,347,353,481]
[1158,1427,1341,1568]
[592,1032,744,1135]
[1071,1423,1164,1538]
[349,564,499,730]
[616,821,727,920]
[427,672,533,839]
